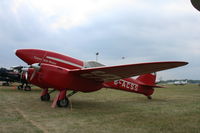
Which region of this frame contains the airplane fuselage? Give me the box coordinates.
[16,49,155,96]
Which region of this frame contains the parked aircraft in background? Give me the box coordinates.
[191,0,200,11]
[0,66,31,91]
[174,80,188,85]
[0,67,18,86]
[15,49,188,108]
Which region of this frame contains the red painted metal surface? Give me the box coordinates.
[16,49,84,69]
[15,49,188,107]
[40,88,48,96]
[103,75,155,96]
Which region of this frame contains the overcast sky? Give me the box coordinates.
[0,0,199,80]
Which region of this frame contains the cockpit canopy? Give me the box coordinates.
[84,61,105,68]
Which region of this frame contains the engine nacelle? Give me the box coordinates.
[37,64,72,89]
[31,64,103,92]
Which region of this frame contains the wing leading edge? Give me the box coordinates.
[70,61,188,82]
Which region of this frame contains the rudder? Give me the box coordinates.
[136,73,156,86]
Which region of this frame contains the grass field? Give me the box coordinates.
[0,84,200,133]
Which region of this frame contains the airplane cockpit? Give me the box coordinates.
[84,61,105,68]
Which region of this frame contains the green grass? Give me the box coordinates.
[0,84,200,133]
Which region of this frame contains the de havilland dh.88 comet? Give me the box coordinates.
[15,49,188,108]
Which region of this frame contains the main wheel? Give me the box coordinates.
[41,93,50,101]
[147,96,152,100]
[57,97,69,107]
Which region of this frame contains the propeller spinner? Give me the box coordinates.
[21,63,41,81]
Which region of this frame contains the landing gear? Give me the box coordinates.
[147,95,152,100]
[40,88,50,101]
[51,90,77,108]
[56,91,77,108]
[57,97,69,107]
[41,93,50,101]
[17,83,31,91]
[40,88,77,108]
[40,88,56,101]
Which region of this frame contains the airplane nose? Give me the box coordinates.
[15,49,29,63]
[15,49,38,65]
[15,49,23,57]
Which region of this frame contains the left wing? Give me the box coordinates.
[70,61,188,82]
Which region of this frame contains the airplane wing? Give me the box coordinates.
[70,61,188,82]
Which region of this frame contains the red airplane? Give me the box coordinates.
[15,49,188,108]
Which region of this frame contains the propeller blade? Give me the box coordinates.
[25,71,28,80]
[30,70,37,81]
[20,53,45,81]
[29,63,41,81]
[20,68,29,80]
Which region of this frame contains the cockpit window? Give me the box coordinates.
[84,61,105,68]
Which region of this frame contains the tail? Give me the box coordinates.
[136,73,163,99]
[136,73,156,86]
[136,73,163,88]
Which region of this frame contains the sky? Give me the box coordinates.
[0,0,200,80]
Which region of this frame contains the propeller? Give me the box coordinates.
[21,68,29,80]
[29,63,41,81]
[21,52,47,81]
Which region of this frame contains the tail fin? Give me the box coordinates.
[136,73,163,88]
[136,73,156,86]
[136,73,163,98]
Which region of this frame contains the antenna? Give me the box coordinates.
[96,52,99,61]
